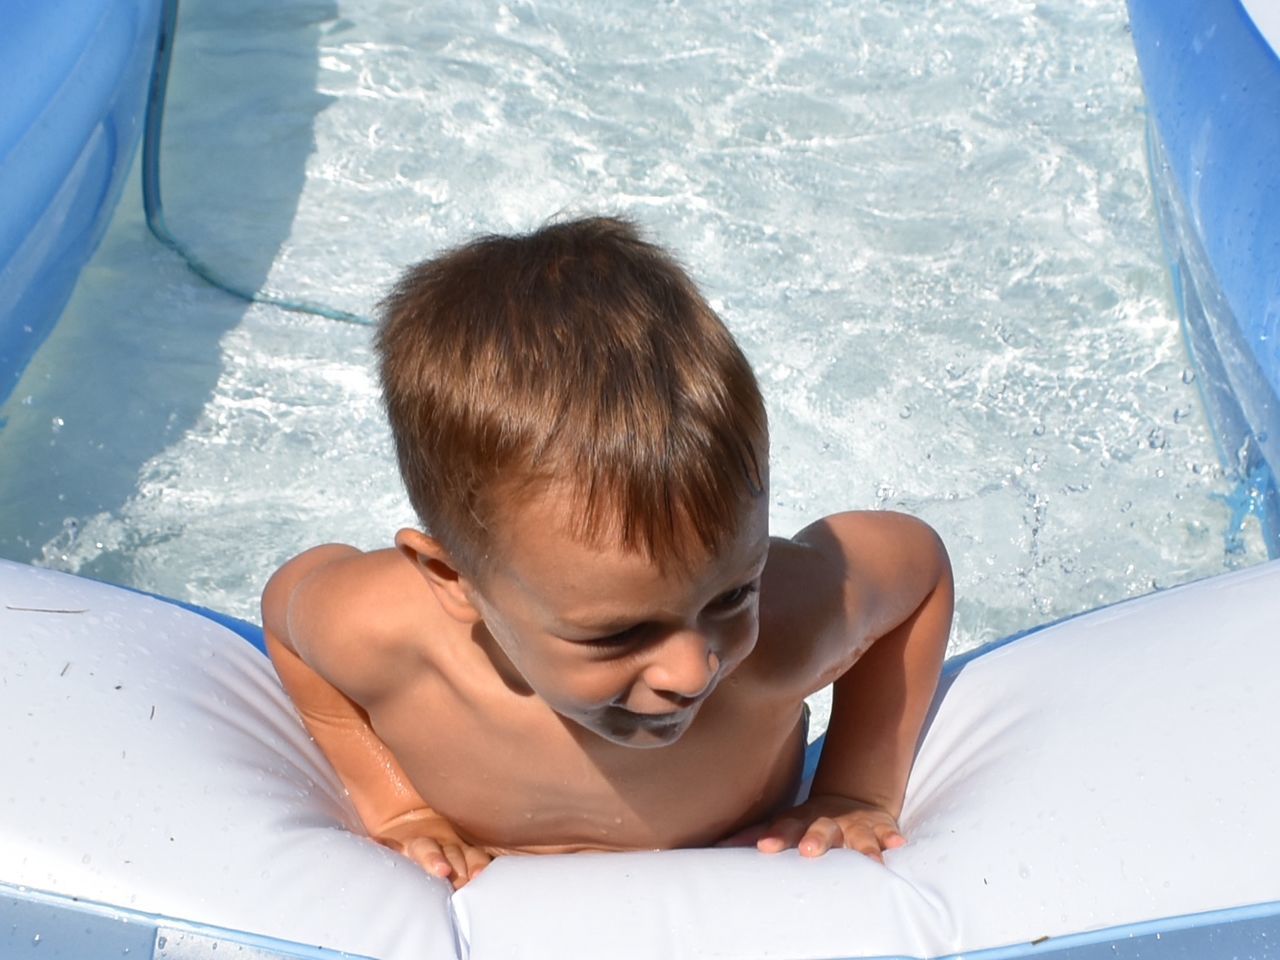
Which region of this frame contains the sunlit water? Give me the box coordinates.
[0,0,1267,716]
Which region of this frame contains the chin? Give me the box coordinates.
[619,725,688,748]
[589,706,694,748]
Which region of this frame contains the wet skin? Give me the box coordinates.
[263,492,952,886]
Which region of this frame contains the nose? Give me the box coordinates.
[641,630,720,702]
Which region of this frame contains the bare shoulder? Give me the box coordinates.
[262,544,441,701]
[798,512,952,609]
[745,512,949,697]
[739,534,845,698]
[794,510,950,640]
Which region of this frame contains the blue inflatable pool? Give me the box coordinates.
[0,0,164,405]
[1,1,1278,958]
[1129,0,1280,552]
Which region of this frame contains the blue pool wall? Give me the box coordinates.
[1128,0,1280,551]
[0,0,164,406]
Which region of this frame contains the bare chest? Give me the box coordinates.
[368,679,806,854]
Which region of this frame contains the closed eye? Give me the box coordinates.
[582,622,648,648]
[711,580,759,613]
[576,580,758,648]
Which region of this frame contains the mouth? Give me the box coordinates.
[631,709,689,728]
[620,665,725,717]
[592,668,729,745]
[594,703,697,744]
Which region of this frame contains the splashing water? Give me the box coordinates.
[0,0,1267,659]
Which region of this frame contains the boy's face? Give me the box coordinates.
[469,487,770,748]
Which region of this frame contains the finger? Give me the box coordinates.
[716,823,771,848]
[403,838,454,880]
[756,817,809,854]
[463,845,492,882]
[838,824,886,863]
[440,843,473,888]
[798,817,843,858]
[879,827,907,851]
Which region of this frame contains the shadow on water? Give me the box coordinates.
[0,0,338,571]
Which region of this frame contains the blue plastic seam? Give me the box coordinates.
[0,881,375,960]
[140,0,373,326]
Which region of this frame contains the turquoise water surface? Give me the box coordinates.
[0,0,1266,684]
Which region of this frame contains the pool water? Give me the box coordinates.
[0,0,1267,678]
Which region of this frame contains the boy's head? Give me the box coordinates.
[376,216,768,581]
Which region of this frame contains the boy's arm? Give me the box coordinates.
[262,546,490,887]
[735,512,953,861]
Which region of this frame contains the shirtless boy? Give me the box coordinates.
[262,216,953,889]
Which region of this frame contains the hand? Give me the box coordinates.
[375,812,493,889]
[717,794,906,863]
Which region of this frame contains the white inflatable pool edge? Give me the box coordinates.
[3,557,1279,959]
[7,879,1280,960]
[1242,0,1280,57]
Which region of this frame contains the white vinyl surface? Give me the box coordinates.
[1243,0,1280,57]
[2,558,1279,959]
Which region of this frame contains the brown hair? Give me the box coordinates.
[375,216,767,575]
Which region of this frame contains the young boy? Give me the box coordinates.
[262,216,952,890]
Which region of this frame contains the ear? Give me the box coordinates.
[394,529,485,625]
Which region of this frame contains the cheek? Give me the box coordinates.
[565,662,635,707]
[527,650,634,712]
[481,617,569,697]
[720,610,760,668]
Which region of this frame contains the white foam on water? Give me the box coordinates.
[0,0,1268,697]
